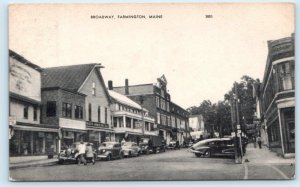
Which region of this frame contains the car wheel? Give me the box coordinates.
[146,149,150,155]
[195,153,201,158]
[58,160,64,164]
[203,150,211,158]
[120,152,124,159]
[137,151,140,157]
[107,154,112,161]
[128,151,132,157]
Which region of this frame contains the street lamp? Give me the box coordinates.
[139,95,145,136]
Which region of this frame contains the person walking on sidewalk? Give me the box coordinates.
[78,141,87,165]
[85,143,95,165]
[257,136,262,149]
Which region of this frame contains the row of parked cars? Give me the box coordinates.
[187,136,248,158]
[57,136,168,164]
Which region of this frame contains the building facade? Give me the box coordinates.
[41,63,112,151]
[113,75,189,144]
[108,86,157,143]
[9,50,58,156]
[259,33,295,158]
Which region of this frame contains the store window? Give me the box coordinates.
[46,101,56,117]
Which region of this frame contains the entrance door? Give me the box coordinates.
[282,108,295,153]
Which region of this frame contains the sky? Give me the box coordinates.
[9,3,294,109]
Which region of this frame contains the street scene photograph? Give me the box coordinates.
[8,3,295,181]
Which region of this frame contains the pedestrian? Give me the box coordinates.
[85,143,95,165]
[257,136,262,149]
[77,141,87,165]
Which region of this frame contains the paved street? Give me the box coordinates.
[10,147,295,181]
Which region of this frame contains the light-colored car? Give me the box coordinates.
[121,142,141,157]
[97,142,123,161]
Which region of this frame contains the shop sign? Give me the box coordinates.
[86,121,109,129]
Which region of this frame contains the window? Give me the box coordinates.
[161,89,165,98]
[98,106,101,122]
[113,117,118,128]
[166,102,169,112]
[75,105,83,119]
[105,107,108,124]
[23,106,28,119]
[92,82,96,96]
[157,112,161,124]
[88,103,92,121]
[156,96,160,107]
[33,106,37,121]
[62,103,72,118]
[278,61,294,91]
[161,99,165,110]
[46,101,56,117]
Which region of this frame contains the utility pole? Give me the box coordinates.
[139,96,145,136]
[234,82,243,164]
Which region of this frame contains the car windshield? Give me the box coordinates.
[101,142,115,148]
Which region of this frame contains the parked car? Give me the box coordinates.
[121,142,141,157]
[188,138,236,158]
[139,136,166,154]
[58,142,97,164]
[97,142,123,161]
[168,141,180,150]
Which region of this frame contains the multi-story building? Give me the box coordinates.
[9,50,58,156]
[108,81,157,143]
[113,75,189,144]
[41,63,112,150]
[259,33,295,158]
[170,102,190,144]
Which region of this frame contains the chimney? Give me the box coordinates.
[108,80,113,90]
[125,79,129,95]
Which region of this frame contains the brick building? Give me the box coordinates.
[41,63,112,151]
[9,50,58,156]
[258,33,295,158]
[112,75,189,144]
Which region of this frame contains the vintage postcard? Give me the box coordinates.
[9,3,295,181]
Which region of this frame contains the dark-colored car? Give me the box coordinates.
[97,142,123,161]
[188,138,236,158]
[168,141,180,150]
[139,136,166,154]
[58,142,97,164]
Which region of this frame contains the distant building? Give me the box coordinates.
[189,115,205,132]
[9,50,58,156]
[108,87,157,143]
[259,33,295,158]
[41,63,112,151]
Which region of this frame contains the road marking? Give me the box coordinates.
[267,164,289,179]
[244,164,248,180]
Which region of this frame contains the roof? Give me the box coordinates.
[9,49,42,72]
[108,90,147,111]
[42,63,98,92]
[113,84,154,95]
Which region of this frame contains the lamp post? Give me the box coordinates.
[139,96,145,136]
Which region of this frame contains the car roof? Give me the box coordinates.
[103,141,119,144]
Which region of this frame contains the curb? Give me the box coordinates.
[10,161,58,170]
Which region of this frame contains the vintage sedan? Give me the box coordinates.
[58,142,97,164]
[167,141,180,150]
[97,142,123,161]
[188,138,235,158]
[121,142,141,157]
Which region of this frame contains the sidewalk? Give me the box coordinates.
[9,155,58,169]
[243,143,295,165]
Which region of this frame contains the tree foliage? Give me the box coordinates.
[187,75,258,137]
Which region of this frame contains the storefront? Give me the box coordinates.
[61,128,87,149]
[9,124,58,156]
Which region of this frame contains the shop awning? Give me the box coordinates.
[61,128,86,133]
[12,125,58,133]
[86,128,114,132]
